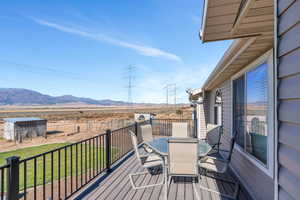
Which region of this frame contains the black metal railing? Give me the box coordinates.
[0,118,194,200]
[110,125,135,165]
[0,164,9,200]
[17,133,108,200]
[151,119,195,137]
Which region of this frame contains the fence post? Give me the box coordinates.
[6,156,20,200]
[105,129,112,173]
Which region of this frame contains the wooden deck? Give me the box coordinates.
[74,152,252,200]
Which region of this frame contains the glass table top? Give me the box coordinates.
[148,137,212,157]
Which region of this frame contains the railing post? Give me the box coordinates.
[134,122,138,136]
[6,156,20,200]
[105,129,112,173]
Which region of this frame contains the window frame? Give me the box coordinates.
[231,50,274,178]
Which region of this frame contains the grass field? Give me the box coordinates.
[0,142,114,191]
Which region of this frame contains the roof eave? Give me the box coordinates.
[201,37,255,90]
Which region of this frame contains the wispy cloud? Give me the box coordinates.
[31,18,182,62]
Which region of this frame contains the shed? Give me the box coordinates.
[3,117,47,142]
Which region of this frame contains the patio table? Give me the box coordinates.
[147,137,213,200]
[147,137,212,157]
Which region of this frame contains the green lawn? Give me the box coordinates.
[0,142,116,191]
[0,143,71,166]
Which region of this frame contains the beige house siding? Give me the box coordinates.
[277,0,300,199]
[196,103,207,139]
[205,78,274,200]
[199,92,211,138]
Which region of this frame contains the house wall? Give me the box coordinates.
[198,92,211,139]
[196,103,207,139]
[205,79,274,200]
[277,0,300,199]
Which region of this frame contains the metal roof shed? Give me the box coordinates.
[3,117,47,142]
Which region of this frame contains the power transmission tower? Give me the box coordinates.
[164,83,177,107]
[124,65,135,107]
[174,84,177,106]
[163,85,169,106]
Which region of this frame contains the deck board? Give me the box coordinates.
[74,152,252,200]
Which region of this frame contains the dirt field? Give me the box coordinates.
[0,105,192,152]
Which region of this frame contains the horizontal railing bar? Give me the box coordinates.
[111,125,134,132]
[20,133,107,163]
[152,119,192,120]
[0,164,10,169]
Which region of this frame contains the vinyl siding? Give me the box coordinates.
[195,92,211,139]
[277,0,300,199]
[196,103,207,139]
[214,80,274,200]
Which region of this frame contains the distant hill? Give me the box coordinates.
[0,88,128,106]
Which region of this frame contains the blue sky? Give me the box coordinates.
[0,0,231,103]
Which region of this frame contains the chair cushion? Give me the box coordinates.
[198,157,228,173]
[144,154,164,168]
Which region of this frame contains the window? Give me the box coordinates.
[233,62,268,165]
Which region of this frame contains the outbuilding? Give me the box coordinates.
[3,117,47,142]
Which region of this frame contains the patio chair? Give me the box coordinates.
[172,122,188,138]
[128,131,166,191]
[198,131,240,199]
[140,124,154,142]
[140,124,154,153]
[202,125,222,153]
[167,138,200,200]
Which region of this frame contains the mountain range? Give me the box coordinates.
[0,88,129,106]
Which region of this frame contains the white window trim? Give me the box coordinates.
[230,49,275,178]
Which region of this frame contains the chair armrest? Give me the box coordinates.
[143,142,166,158]
[219,149,229,152]
[138,142,146,147]
[143,142,152,148]
[139,152,152,158]
[211,142,222,148]
[201,156,228,163]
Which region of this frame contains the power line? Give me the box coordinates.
[0,59,101,83]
